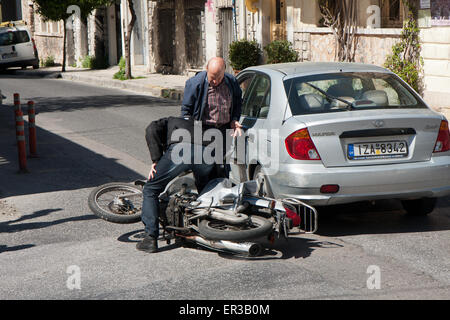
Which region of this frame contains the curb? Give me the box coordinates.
[4,69,62,78]
[60,72,184,101]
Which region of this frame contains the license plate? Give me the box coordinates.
[2,52,18,59]
[348,141,408,160]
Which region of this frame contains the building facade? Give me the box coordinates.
[12,0,450,107]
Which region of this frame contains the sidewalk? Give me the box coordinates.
[19,65,190,101]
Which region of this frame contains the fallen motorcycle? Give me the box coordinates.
[88,173,318,257]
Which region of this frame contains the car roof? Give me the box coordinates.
[245,62,390,77]
[0,26,29,33]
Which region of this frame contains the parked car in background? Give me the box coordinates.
[229,62,450,215]
[0,21,39,71]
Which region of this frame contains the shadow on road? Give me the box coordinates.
[0,208,98,233]
[315,197,450,237]
[30,94,178,114]
[0,101,145,198]
[0,208,99,254]
[0,244,35,253]
[116,228,343,260]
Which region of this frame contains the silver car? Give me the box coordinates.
[229,62,450,215]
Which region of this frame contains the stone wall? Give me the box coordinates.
[421,27,450,108]
[34,33,64,64]
[295,28,401,68]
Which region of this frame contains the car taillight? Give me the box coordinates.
[433,120,450,153]
[285,128,321,160]
[31,38,38,54]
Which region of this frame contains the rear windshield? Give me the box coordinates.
[0,30,30,46]
[284,72,427,115]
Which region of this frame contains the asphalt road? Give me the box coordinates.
[0,72,449,302]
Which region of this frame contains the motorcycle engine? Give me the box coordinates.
[162,193,197,230]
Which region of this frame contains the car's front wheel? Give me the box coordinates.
[401,198,437,216]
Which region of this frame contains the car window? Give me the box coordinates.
[238,73,255,100]
[284,72,425,115]
[242,74,271,119]
[372,78,401,105]
[0,30,30,46]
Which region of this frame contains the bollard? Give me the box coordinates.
[15,110,29,173]
[27,101,38,157]
[13,93,21,114]
[13,93,21,123]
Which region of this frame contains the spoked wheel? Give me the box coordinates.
[198,216,273,241]
[88,182,143,224]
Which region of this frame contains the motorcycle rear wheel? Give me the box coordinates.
[198,216,273,241]
[88,182,143,224]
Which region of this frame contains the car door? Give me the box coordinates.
[229,71,255,183]
[230,72,272,182]
[13,30,35,61]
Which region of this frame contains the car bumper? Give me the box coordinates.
[267,155,450,206]
[0,58,39,69]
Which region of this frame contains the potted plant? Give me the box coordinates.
[229,39,261,74]
[264,40,299,64]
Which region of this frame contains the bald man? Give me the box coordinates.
[180,58,243,177]
[181,57,243,138]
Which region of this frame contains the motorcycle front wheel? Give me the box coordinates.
[198,216,273,241]
[88,182,143,224]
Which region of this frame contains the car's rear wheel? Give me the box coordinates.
[401,198,436,216]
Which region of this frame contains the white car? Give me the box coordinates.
[229,62,450,216]
[0,21,39,70]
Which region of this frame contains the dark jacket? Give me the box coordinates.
[145,116,202,162]
[181,71,242,123]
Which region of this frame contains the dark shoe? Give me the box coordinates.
[136,234,158,253]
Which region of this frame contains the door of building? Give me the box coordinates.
[270,0,287,41]
[218,7,234,73]
[185,8,203,68]
[158,8,175,69]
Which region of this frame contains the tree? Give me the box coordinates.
[384,0,424,94]
[124,0,137,79]
[318,0,358,62]
[33,0,112,72]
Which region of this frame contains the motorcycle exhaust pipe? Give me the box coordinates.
[184,235,262,257]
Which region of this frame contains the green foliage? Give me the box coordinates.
[384,10,424,94]
[81,55,109,69]
[113,57,127,80]
[41,56,55,67]
[33,0,114,21]
[228,40,261,71]
[264,40,298,64]
[118,56,126,69]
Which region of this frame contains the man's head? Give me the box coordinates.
[206,57,226,87]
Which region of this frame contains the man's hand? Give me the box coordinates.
[148,162,157,180]
[230,120,243,137]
